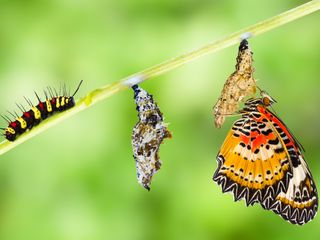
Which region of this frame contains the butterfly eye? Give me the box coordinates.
[262,96,271,106]
[260,90,277,106]
[262,94,277,107]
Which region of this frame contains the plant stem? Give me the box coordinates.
[0,0,319,155]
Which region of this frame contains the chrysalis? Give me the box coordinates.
[131,85,172,190]
[213,39,256,128]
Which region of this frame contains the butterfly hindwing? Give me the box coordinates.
[263,157,318,225]
[258,107,318,225]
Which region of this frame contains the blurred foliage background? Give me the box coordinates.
[0,0,319,239]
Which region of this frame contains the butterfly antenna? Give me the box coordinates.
[72,80,83,97]
[257,86,269,97]
[270,105,277,115]
[256,85,263,93]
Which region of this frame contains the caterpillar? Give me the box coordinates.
[1,80,83,141]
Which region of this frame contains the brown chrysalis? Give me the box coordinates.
[213,39,256,128]
[131,85,172,190]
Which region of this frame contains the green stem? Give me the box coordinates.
[0,0,319,155]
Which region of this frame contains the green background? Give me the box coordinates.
[0,0,319,239]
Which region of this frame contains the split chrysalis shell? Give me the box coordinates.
[213,39,256,128]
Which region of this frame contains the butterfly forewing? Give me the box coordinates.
[214,111,292,206]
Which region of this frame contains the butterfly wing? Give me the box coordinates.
[213,112,293,206]
[258,107,318,225]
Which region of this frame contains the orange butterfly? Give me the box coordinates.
[213,91,318,225]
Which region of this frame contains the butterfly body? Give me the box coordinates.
[214,93,318,225]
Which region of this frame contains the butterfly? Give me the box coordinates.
[213,91,318,225]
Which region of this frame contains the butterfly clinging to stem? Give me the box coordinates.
[213,90,318,225]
